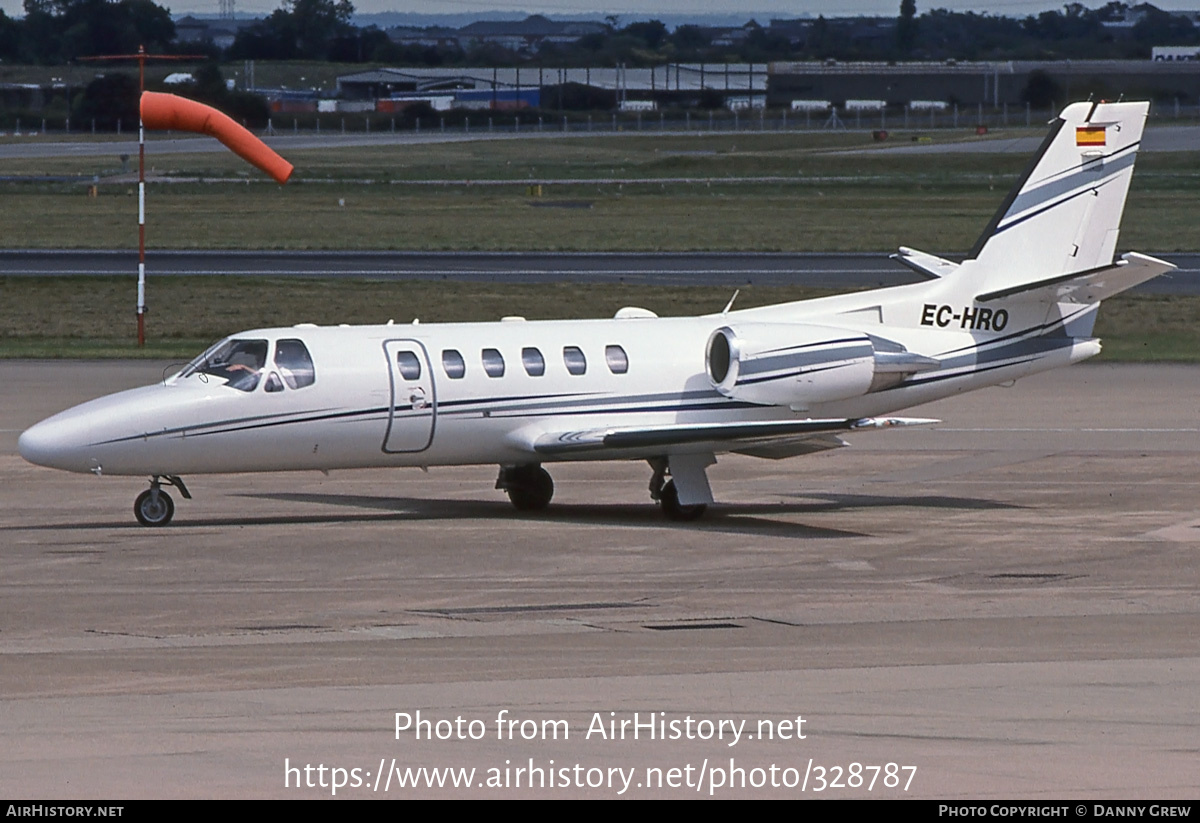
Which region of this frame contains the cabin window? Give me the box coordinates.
[395,351,422,381]
[442,349,465,379]
[522,347,545,376]
[605,345,629,374]
[563,346,587,375]
[482,348,505,378]
[274,339,315,389]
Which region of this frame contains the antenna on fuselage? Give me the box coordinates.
[721,290,740,315]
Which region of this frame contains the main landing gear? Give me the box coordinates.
[648,457,708,522]
[496,464,555,512]
[134,475,191,526]
[496,457,715,520]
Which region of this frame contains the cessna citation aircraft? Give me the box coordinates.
[19,101,1175,524]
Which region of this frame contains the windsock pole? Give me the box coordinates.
[81,47,210,346]
[137,46,146,347]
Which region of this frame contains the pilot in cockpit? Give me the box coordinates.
[180,337,315,394]
[181,338,267,392]
[214,340,267,391]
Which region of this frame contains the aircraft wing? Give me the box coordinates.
[531,416,938,457]
[976,252,1176,303]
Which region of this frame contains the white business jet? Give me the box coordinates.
[19,101,1175,525]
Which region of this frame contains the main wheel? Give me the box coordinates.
[506,465,554,511]
[134,488,175,527]
[659,479,706,522]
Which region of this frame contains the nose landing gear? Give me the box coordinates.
[134,475,191,526]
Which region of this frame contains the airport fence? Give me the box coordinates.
[3,101,1199,139]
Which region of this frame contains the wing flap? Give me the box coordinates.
[532,416,938,456]
[733,433,849,460]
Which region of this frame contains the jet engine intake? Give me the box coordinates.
[706,324,876,408]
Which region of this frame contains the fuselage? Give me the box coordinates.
[18,281,1100,478]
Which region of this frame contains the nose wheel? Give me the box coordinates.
[135,488,174,526]
[134,476,190,526]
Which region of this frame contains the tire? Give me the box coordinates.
[134,489,175,526]
[659,479,706,521]
[506,465,554,511]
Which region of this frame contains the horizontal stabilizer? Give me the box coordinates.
[891,247,961,279]
[976,252,1176,304]
[533,416,938,456]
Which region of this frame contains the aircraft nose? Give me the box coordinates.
[18,412,97,473]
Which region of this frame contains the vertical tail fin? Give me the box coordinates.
[964,100,1149,299]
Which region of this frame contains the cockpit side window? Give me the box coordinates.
[274,339,316,389]
[181,338,268,392]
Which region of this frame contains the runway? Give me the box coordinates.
[4,249,1200,293]
[2,361,1198,798]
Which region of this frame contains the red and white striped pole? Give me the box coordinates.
[137,45,146,347]
[80,47,207,347]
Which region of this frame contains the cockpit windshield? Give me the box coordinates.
[179,338,269,392]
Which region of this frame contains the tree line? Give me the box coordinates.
[1,1,1196,66]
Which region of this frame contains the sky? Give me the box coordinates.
[3,0,1199,24]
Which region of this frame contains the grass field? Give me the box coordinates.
[2,276,1197,362]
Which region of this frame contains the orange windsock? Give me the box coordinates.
[140,91,293,184]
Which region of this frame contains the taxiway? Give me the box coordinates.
[2,361,1198,798]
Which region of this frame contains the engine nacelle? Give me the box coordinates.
[706,323,876,408]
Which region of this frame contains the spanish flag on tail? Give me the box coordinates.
[1076,125,1106,147]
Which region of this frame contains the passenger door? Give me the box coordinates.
[383,339,436,453]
